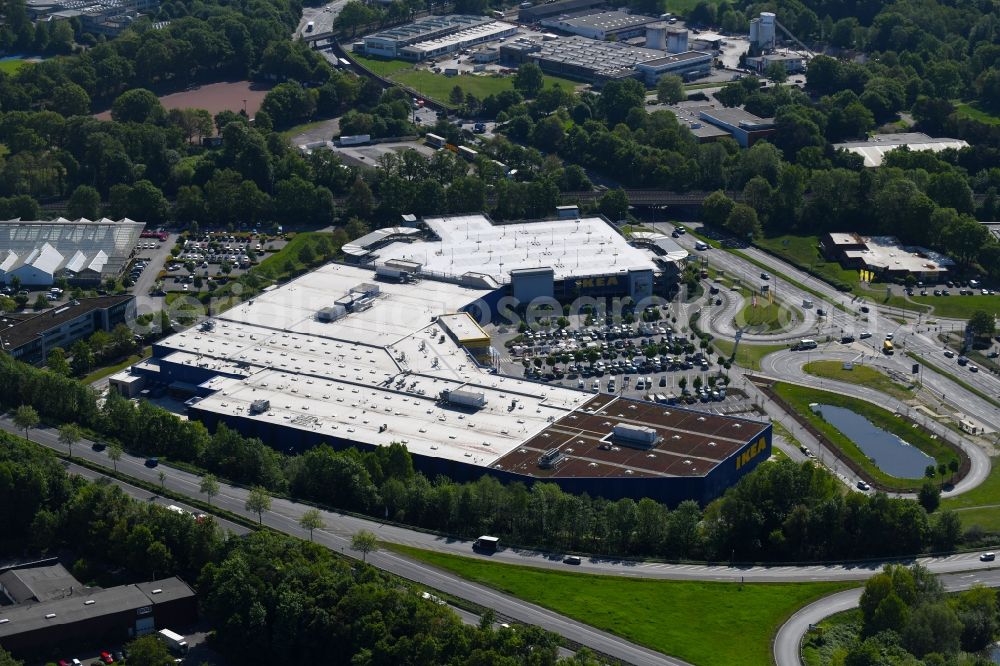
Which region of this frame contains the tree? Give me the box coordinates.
[902,601,962,657]
[158,470,166,492]
[765,61,788,83]
[513,63,544,97]
[597,188,629,221]
[299,508,325,541]
[351,529,379,562]
[66,185,101,220]
[449,84,465,106]
[656,75,686,104]
[50,82,91,116]
[917,481,940,513]
[968,310,996,338]
[724,203,762,240]
[124,635,173,666]
[0,646,22,666]
[13,405,39,441]
[245,486,271,524]
[58,423,81,459]
[108,442,123,473]
[701,190,735,228]
[33,294,49,310]
[110,88,165,124]
[200,474,220,506]
[46,347,71,376]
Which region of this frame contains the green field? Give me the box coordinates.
[735,295,801,332]
[955,102,1000,126]
[350,53,580,106]
[254,231,337,281]
[755,235,859,290]
[81,347,152,385]
[0,58,28,74]
[802,360,916,402]
[905,293,1000,319]
[942,457,1000,531]
[390,544,854,666]
[712,339,787,370]
[772,382,961,490]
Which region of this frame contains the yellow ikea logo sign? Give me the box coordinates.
[735,437,768,470]
[575,276,620,289]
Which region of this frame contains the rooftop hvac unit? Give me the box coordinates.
[249,399,270,415]
[538,447,564,469]
[611,424,660,449]
[318,304,347,322]
[440,388,486,409]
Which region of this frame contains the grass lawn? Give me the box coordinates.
[389,544,854,666]
[254,231,337,281]
[942,456,1000,525]
[80,347,152,385]
[735,295,801,332]
[905,293,1000,320]
[349,53,411,78]
[0,58,28,74]
[802,360,916,402]
[278,119,332,141]
[955,102,1000,126]
[349,53,580,107]
[772,382,961,490]
[756,235,859,290]
[712,338,787,370]
[394,70,579,106]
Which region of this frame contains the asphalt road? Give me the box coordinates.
[10,418,1000,666]
[774,568,1000,666]
[758,347,992,498]
[657,222,999,434]
[10,419,689,666]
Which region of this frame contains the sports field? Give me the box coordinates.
[96,80,273,119]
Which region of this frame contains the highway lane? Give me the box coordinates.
[655,221,999,432]
[7,419,689,666]
[758,348,992,498]
[774,568,1000,666]
[8,417,999,585]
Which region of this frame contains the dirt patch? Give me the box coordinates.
[96,80,274,120]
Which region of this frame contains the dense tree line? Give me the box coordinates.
[805,564,1000,665]
[0,434,601,666]
[0,353,967,562]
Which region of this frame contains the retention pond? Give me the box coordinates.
[811,403,935,478]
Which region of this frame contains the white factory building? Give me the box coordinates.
[0,217,145,286]
[360,15,518,61]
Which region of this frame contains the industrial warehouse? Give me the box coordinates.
[0,562,196,657]
[112,214,771,505]
[0,217,145,286]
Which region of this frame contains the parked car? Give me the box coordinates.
[856,481,871,491]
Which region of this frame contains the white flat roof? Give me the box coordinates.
[154,263,590,466]
[375,214,658,283]
[217,263,489,347]
[439,312,488,342]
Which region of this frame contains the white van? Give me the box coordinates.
[694,241,709,251]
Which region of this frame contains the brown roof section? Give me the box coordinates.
[0,295,132,350]
[493,395,768,480]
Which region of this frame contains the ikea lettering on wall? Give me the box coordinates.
[735,437,768,470]
[575,276,619,289]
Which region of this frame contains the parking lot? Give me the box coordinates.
[492,314,752,412]
[160,232,286,296]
